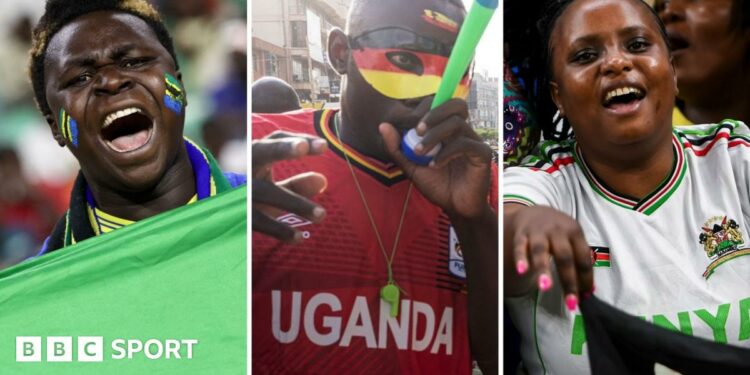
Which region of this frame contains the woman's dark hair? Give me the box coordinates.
[535,0,670,141]
[732,0,750,30]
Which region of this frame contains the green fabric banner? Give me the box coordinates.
[0,186,247,374]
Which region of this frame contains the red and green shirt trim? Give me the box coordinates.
[575,134,686,216]
[677,120,750,156]
[525,140,576,174]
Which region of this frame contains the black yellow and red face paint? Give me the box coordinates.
[349,27,472,100]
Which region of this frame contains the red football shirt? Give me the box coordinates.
[252,109,497,374]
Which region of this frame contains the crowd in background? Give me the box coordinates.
[0,0,247,269]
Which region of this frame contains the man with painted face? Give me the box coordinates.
[29,0,245,253]
[252,0,498,374]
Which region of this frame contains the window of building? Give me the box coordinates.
[292,58,310,82]
[291,21,307,48]
[289,0,306,16]
[264,52,278,76]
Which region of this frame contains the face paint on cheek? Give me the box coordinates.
[351,48,471,100]
[164,73,185,114]
[58,108,79,148]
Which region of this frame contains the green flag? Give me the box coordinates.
[0,186,247,374]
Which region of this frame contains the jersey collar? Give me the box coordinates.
[315,109,407,186]
[575,134,687,215]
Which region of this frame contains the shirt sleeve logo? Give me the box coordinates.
[448,226,465,279]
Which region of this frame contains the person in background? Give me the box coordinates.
[655,0,750,126]
[0,147,58,268]
[251,76,302,114]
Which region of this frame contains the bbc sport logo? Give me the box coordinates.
[16,336,198,362]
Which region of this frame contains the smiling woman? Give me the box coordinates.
[503,0,750,373]
[28,0,246,254]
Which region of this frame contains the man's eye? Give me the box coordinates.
[385,51,424,75]
[68,73,92,87]
[121,58,149,69]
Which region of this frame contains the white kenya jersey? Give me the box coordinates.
[504,121,750,374]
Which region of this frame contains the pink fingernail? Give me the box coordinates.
[417,122,427,133]
[538,274,552,291]
[414,143,424,153]
[565,294,578,311]
[516,260,528,275]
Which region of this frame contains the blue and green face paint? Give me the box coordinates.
[58,108,79,148]
[164,73,185,114]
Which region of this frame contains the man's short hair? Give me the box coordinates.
[29,0,179,117]
[251,76,301,114]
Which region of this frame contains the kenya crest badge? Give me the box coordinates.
[698,216,750,278]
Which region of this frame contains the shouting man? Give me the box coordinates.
[29,0,246,253]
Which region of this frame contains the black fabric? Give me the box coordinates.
[581,295,750,375]
[504,305,524,374]
[45,214,66,252]
[45,172,96,253]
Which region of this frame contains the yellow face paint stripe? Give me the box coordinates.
[359,69,470,100]
[65,114,72,143]
[59,110,69,141]
[165,80,182,93]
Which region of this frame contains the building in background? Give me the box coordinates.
[252,0,349,106]
[468,70,499,129]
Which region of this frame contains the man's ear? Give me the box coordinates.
[45,112,65,147]
[176,70,188,107]
[327,28,349,75]
[549,81,565,117]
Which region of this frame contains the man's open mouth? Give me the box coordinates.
[101,107,154,153]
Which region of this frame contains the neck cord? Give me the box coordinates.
[334,112,413,316]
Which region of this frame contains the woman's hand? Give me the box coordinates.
[504,204,594,310]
